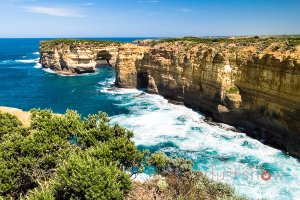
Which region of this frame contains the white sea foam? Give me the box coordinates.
[42,68,102,77]
[102,86,300,200]
[42,68,56,74]
[1,57,40,65]
[0,59,15,64]
[101,87,141,94]
[34,63,42,68]
[33,52,40,55]
[97,77,115,88]
[61,71,101,77]
[131,173,152,182]
[15,58,39,63]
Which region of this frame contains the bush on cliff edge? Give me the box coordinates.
[0,109,142,199]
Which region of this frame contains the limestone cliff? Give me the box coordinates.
[40,38,300,157]
[40,40,120,74]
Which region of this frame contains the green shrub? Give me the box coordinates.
[30,109,83,141]
[0,132,37,197]
[226,86,240,94]
[148,151,193,175]
[146,152,247,200]
[0,109,142,199]
[86,139,145,175]
[0,124,72,198]
[79,113,133,148]
[53,153,131,200]
[23,182,55,200]
[147,151,169,174]
[106,137,144,170]
[0,112,24,138]
[287,37,300,46]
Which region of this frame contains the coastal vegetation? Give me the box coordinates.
[0,109,246,200]
[155,35,300,47]
[40,36,300,53]
[40,39,121,52]
[226,86,240,94]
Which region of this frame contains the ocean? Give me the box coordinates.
[0,38,299,200]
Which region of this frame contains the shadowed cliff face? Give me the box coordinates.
[40,39,300,157]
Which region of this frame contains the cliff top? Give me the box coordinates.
[144,36,300,63]
[153,36,300,46]
[40,36,300,63]
[40,38,122,52]
[40,36,300,49]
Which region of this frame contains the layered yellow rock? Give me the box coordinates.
[40,38,300,156]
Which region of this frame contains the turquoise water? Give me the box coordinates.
[0,39,299,200]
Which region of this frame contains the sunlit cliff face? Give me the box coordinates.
[40,39,300,157]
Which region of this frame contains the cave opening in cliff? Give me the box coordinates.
[137,72,149,88]
[96,50,112,67]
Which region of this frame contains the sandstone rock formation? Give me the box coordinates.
[40,38,300,157]
[40,40,120,74]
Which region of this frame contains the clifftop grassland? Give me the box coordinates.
[156,35,300,45]
[39,36,300,55]
[40,39,122,52]
[40,35,300,48]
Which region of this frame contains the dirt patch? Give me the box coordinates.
[0,106,31,127]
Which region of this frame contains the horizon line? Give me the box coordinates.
[0,34,299,39]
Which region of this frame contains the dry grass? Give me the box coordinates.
[0,106,31,127]
[127,173,247,200]
[127,178,174,200]
[0,107,62,128]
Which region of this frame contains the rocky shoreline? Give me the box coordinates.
[39,37,300,157]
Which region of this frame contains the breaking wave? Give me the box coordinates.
[100,86,300,200]
[34,63,42,68]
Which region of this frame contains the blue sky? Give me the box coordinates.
[0,0,299,37]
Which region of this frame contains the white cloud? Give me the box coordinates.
[23,6,85,17]
[84,3,95,6]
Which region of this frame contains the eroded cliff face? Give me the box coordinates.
[40,39,300,157]
[40,41,120,74]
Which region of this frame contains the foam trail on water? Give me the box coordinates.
[0,60,15,65]
[100,86,300,200]
[15,58,39,63]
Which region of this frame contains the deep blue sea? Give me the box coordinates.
[0,38,299,200]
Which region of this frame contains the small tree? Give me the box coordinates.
[147,151,169,174]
